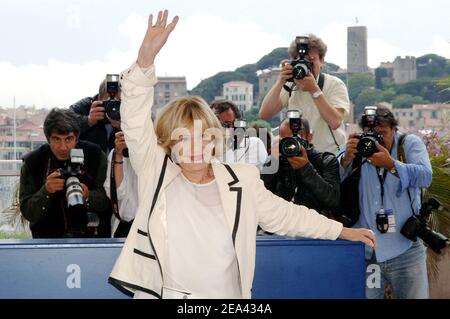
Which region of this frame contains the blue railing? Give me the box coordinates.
[0,236,365,299]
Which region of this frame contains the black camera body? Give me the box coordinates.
[401,198,449,254]
[357,106,384,158]
[102,74,121,121]
[59,149,99,237]
[279,110,309,158]
[287,36,314,82]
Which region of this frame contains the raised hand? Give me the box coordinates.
[137,10,179,68]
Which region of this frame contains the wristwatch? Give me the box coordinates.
[312,90,323,99]
[389,161,398,175]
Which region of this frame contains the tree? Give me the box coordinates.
[375,67,388,90]
[348,73,375,101]
[354,88,384,116]
[391,94,427,108]
[417,54,449,79]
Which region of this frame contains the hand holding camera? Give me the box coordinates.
[294,73,320,94]
[341,133,359,169]
[277,59,294,85]
[114,131,128,159]
[367,142,395,170]
[45,170,65,193]
[286,145,309,170]
[87,100,106,127]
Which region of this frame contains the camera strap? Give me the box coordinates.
[375,167,389,208]
[110,150,123,221]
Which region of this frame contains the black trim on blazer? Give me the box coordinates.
[133,248,156,260]
[223,164,242,246]
[224,164,239,186]
[147,154,170,297]
[137,229,148,237]
[108,277,161,299]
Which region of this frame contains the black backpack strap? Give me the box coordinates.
[397,133,407,163]
[319,73,341,152]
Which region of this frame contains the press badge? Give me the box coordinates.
[385,209,396,233]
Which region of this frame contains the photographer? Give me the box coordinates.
[104,131,138,238]
[211,99,268,170]
[338,106,433,299]
[259,34,350,154]
[69,76,121,153]
[19,108,110,238]
[261,115,340,216]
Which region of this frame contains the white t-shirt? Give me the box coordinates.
[220,136,268,170]
[163,173,241,299]
[279,73,350,154]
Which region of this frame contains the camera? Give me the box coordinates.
[279,110,309,157]
[60,149,99,237]
[356,106,384,158]
[287,36,314,81]
[102,74,121,121]
[401,198,449,254]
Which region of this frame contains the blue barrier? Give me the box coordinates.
[0,236,365,299]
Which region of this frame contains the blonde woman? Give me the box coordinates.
[109,10,376,299]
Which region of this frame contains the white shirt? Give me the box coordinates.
[220,136,268,170]
[279,73,350,154]
[163,174,241,299]
[104,150,139,237]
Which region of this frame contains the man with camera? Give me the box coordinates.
[70,74,121,153]
[211,99,268,170]
[259,34,350,154]
[338,106,434,299]
[261,111,340,216]
[19,108,111,238]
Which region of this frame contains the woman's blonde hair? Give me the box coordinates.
[155,96,224,155]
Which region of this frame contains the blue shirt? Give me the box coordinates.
[338,132,432,262]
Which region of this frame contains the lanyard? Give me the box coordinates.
[375,139,395,208]
[376,167,389,208]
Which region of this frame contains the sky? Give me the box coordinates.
[0,0,449,109]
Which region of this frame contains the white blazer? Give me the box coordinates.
[108,63,344,299]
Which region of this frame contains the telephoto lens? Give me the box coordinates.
[65,176,85,211]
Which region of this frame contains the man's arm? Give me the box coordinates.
[259,60,292,120]
[69,97,94,134]
[19,164,54,224]
[296,153,341,210]
[394,134,433,194]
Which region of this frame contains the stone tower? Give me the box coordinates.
[393,56,417,84]
[347,26,369,73]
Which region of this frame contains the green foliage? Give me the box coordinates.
[348,73,375,101]
[417,54,449,79]
[354,88,385,116]
[391,94,427,108]
[375,67,388,89]
[191,47,290,103]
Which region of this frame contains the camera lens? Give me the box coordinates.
[104,100,121,121]
[66,176,84,209]
[357,135,379,158]
[292,62,309,80]
[280,137,302,157]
